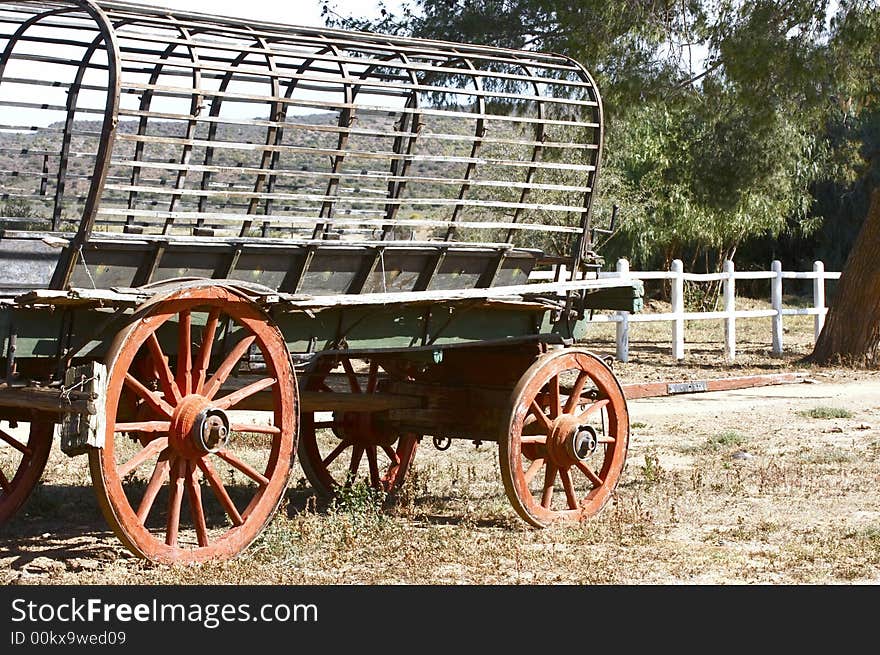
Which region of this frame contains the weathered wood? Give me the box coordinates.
[582,284,645,312]
[231,389,423,413]
[384,380,510,440]
[0,383,96,415]
[10,288,147,307]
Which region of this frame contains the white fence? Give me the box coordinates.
[532,259,841,362]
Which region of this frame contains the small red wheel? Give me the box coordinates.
[298,356,418,496]
[89,284,297,563]
[500,348,629,527]
[0,420,52,524]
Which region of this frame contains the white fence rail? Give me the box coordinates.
[531,259,841,363]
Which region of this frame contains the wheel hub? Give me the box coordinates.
[548,415,599,466]
[567,425,598,461]
[169,395,231,459]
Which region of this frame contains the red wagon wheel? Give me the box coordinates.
[500,348,629,527]
[298,356,418,497]
[89,284,297,564]
[0,420,52,525]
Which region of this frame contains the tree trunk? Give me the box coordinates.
[808,187,880,367]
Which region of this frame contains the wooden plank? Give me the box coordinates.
[0,383,95,415]
[582,284,645,312]
[384,380,508,439]
[11,288,147,307]
[231,390,422,413]
[273,278,643,309]
[621,373,806,400]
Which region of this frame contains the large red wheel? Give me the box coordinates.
[500,348,629,527]
[298,356,418,497]
[0,419,52,525]
[89,284,297,563]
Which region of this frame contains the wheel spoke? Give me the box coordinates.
[215,450,270,487]
[124,373,174,418]
[348,445,364,479]
[213,377,276,411]
[575,461,604,487]
[165,457,185,547]
[193,307,221,395]
[322,440,351,467]
[184,461,209,548]
[577,398,610,421]
[202,334,257,399]
[0,428,31,456]
[559,467,579,509]
[523,457,545,485]
[365,360,379,394]
[563,371,590,414]
[117,436,168,479]
[548,375,561,419]
[520,434,548,444]
[196,458,243,526]
[136,451,171,523]
[230,423,280,435]
[341,358,361,393]
[115,421,171,434]
[541,464,557,508]
[146,332,182,405]
[366,446,380,488]
[381,444,400,466]
[529,400,553,433]
[176,310,192,397]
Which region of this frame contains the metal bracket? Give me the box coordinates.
[667,381,708,395]
[60,361,107,457]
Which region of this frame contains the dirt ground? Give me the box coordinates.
[2,309,880,585]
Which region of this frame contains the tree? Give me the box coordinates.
[807,3,880,366]
[811,188,880,365]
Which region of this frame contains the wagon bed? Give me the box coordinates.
[0,0,642,563]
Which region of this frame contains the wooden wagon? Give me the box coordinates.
[0,0,643,563]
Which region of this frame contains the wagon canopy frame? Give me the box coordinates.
[0,0,605,297]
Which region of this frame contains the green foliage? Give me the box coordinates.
[640,451,665,485]
[707,431,748,449]
[798,406,854,419]
[330,480,388,529]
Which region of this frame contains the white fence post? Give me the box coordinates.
[671,259,684,361]
[813,260,826,342]
[771,259,783,356]
[723,259,735,362]
[615,258,630,363]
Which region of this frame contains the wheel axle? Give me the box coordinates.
[194,408,230,453]
[568,425,599,461]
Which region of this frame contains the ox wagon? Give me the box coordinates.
[0,0,642,563]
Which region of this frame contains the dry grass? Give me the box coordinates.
[3,292,880,585]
